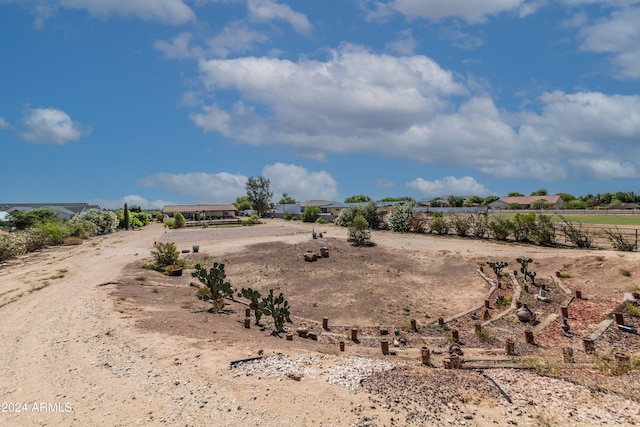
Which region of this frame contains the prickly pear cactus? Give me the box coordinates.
[241,287,263,325]
[260,289,290,332]
[191,262,234,312]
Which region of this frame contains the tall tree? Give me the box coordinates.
[246,176,273,217]
[530,188,548,196]
[123,203,130,230]
[278,193,296,204]
[344,195,372,203]
[507,192,524,197]
[233,196,252,212]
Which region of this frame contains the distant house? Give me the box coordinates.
[488,195,563,210]
[161,204,237,221]
[0,203,96,220]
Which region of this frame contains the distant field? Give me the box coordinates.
[555,214,640,226]
[490,213,640,226]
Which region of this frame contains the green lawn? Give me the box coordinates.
[490,213,640,226]
[554,214,640,226]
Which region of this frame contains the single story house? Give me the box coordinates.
[162,204,237,221]
[488,195,563,210]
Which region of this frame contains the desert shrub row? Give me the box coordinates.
[336,205,635,250]
[0,208,125,262]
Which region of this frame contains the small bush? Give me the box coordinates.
[174,212,186,229]
[241,214,261,226]
[0,233,27,262]
[474,325,493,341]
[626,303,640,317]
[150,242,181,269]
[494,295,512,308]
[302,206,321,223]
[521,355,560,376]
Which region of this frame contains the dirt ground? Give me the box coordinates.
[0,220,639,426]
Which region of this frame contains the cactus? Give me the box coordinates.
[191,262,234,312]
[241,287,263,325]
[527,271,537,285]
[487,261,508,278]
[516,257,533,283]
[260,289,290,332]
[517,257,538,285]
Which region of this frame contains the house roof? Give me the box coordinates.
[162,204,236,213]
[0,203,93,214]
[495,195,562,205]
[300,200,337,208]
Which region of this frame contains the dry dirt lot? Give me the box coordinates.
[0,220,639,426]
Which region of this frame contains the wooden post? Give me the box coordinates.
[445,354,461,369]
[339,341,345,352]
[381,339,389,355]
[410,318,417,331]
[244,317,251,328]
[420,347,431,366]
[560,306,569,318]
[524,329,534,344]
[438,317,444,326]
[484,299,491,309]
[575,290,582,299]
[451,329,459,343]
[323,317,329,330]
[583,337,595,354]
[286,333,293,341]
[505,339,515,356]
[563,347,574,363]
[523,283,529,293]
[614,313,624,325]
[245,308,251,317]
[351,328,358,342]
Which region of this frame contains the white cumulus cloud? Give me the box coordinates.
[371,0,526,24]
[137,172,247,203]
[407,176,492,198]
[262,163,338,202]
[59,0,195,25]
[89,195,174,210]
[247,0,312,34]
[20,107,89,145]
[0,117,9,129]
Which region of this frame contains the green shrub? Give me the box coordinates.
[150,242,181,269]
[164,220,175,228]
[315,217,328,224]
[384,202,417,232]
[302,206,321,223]
[0,233,27,261]
[348,215,371,246]
[283,212,294,221]
[429,212,449,235]
[241,214,260,226]
[70,209,119,235]
[174,212,186,229]
[488,217,513,240]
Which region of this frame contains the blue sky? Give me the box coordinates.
[1,0,639,209]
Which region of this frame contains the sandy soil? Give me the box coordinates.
[0,220,639,426]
